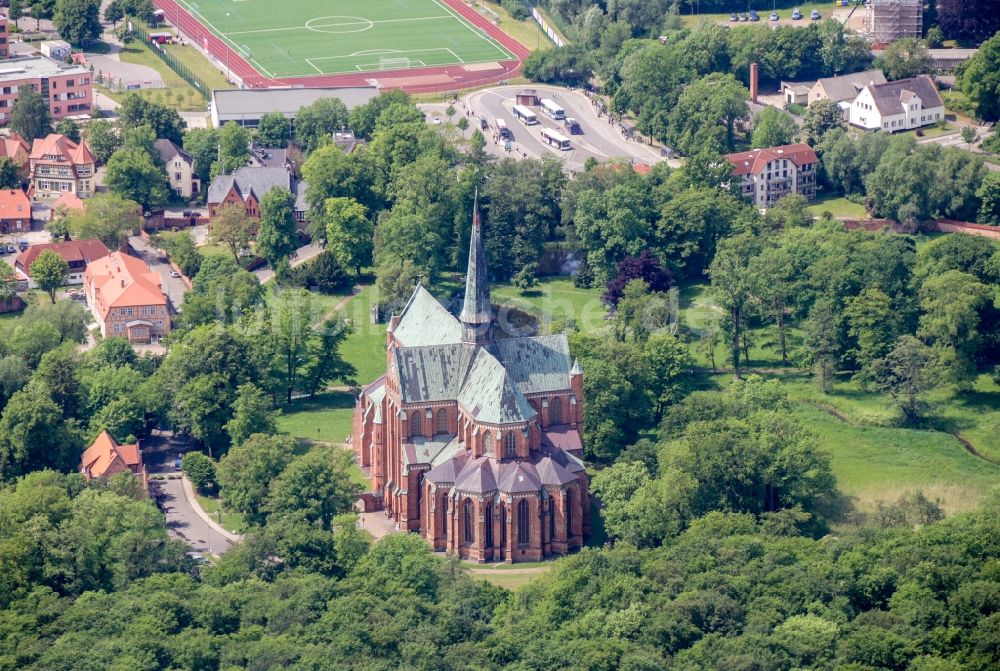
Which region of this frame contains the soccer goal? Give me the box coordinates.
[378,57,412,71]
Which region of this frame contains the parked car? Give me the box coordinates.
[479,116,489,130]
[564,117,582,134]
[169,270,181,278]
[770,11,779,21]
[174,456,182,471]
[792,8,802,19]
[749,10,759,21]
[182,209,194,218]
[739,13,748,21]
[6,245,14,254]
[811,9,821,19]
[729,12,738,21]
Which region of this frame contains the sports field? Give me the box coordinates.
[175,0,516,79]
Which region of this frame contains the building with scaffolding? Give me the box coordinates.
[866,0,923,44]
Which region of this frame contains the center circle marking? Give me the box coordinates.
[305,16,375,34]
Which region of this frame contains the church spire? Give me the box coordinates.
[460,189,492,345]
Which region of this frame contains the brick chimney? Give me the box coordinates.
[750,62,759,103]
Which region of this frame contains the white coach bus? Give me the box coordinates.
[540,98,565,120]
[512,104,538,125]
[540,128,571,151]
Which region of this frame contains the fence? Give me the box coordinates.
[128,20,210,99]
[529,5,566,47]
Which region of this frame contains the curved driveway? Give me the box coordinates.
[464,84,667,171]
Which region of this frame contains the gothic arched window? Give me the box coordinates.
[517,499,530,545]
[416,472,424,523]
[463,498,474,545]
[482,431,494,457]
[435,409,449,434]
[566,488,574,539]
[410,411,422,438]
[441,496,448,541]
[503,432,516,458]
[549,496,555,540]
[484,503,494,548]
[549,397,562,424]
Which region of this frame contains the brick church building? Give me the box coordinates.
[352,201,589,562]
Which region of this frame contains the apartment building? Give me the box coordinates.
[29,133,96,199]
[725,143,819,207]
[0,55,92,125]
[0,18,9,59]
[849,75,945,132]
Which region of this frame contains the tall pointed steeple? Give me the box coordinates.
[460,189,492,345]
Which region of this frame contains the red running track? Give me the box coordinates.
[152,0,529,94]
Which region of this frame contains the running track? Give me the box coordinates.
[152,0,530,93]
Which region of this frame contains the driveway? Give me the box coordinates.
[145,432,238,557]
[129,235,189,311]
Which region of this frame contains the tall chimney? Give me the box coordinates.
[750,62,759,104]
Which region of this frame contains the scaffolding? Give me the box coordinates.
[866,0,923,44]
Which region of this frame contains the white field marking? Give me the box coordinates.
[176,0,276,78]
[353,59,426,72]
[428,0,514,60]
[227,15,453,36]
[304,58,324,73]
[445,47,464,64]
[306,47,458,63]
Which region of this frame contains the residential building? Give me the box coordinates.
[808,69,887,106]
[782,80,813,106]
[154,138,200,200]
[849,75,944,132]
[0,133,30,179]
[353,199,589,563]
[40,40,72,61]
[725,143,819,207]
[210,86,378,128]
[207,166,307,223]
[0,188,30,234]
[84,251,170,343]
[80,430,146,487]
[0,18,8,59]
[29,133,96,199]
[52,191,85,213]
[14,238,110,287]
[0,55,92,125]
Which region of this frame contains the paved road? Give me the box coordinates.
[145,433,237,557]
[255,242,324,283]
[129,235,189,311]
[461,85,667,171]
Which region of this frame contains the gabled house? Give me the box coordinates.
[849,75,944,132]
[0,188,30,234]
[14,238,110,287]
[0,133,30,178]
[809,69,887,105]
[154,138,200,200]
[724,143,819,207]
[29,133,96,199]
[84,251,170,343]
[80,430,146,488]
[206,165,307,224]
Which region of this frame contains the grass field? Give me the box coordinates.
[807,194,869,219]
[194,492,246,532]
[491,277,606,334]
[112,41,212,110]
[277,391,356,444]
[176,0,515,79]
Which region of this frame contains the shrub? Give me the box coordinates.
[182,452,216,493]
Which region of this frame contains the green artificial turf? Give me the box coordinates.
[177,0,514,78]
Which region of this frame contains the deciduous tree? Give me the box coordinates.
[211,203,253,262]
[751,106,797,148]
[10,86,51,141]
[216,433,293,525]
[30,250,69,303]
[256,187,297,269]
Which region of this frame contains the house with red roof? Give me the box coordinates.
[29,133,96,200]
[0,133,30,177]
[0,188,30,234]
[14,238,110,288]
[84,251,170,343]
[724,143,818,207]
[80,430,146,488]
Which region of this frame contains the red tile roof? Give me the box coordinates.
[0,134,29,163]
[53,192,85,211]
[80,430,142,479]
[85,251,166,319]
[29,133,96,165]
[725,143,818,177]
[0,188,29,220]
[15,239,110,273]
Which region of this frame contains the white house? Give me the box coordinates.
[154,139,200,200]
[849,75,944,132]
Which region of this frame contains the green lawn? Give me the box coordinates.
[491,277,606,334]
[194,492,246,533]
[807,194,868,219]
[161,41,232,91]
[480,0,548,53]
[175,0,515,79]
[113,40,209,109]
[277,390,356,444]
[472,570,549,590]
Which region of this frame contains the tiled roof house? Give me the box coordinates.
[84,251,170,343]
[206,166,307,223]
[808,69,887,105]
[849,75,945,132]
[353,197,589,563]
[29,133,96,199]
[14,238,110,287]
[80,430,146,488]
[725,143,819,207]
[0,188,30,234]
